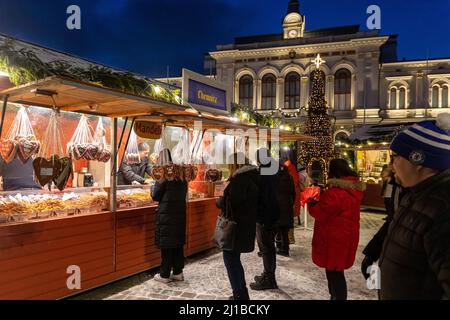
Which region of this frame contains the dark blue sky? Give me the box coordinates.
[0,0,449,77]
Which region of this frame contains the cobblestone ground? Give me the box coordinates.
[72,211,384,300]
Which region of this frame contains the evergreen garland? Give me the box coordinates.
[0,39,181,105]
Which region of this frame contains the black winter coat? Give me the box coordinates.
[257,163,280,227]
[379,169,450,300]
[216,165,259,253]
[118,158,152,185]
[275,166,295,228]
[151,179,188,249]
[363,182,407,261]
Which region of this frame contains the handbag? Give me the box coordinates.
[212,196,236,250]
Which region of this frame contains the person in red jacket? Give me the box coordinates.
[307,158,366,300]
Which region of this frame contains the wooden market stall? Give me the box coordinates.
[0,76,314,299]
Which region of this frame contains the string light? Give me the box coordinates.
[299,67,333,176]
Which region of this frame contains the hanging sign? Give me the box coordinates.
[133,121,162,139]
[182,69,231,116]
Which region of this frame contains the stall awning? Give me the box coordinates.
[349,122,414,141]
[0,76,316,142]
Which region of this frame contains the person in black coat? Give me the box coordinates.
[216,153,259,300]
[377,115,450,299]
[118,142,152,185]
[361,176,407,279]
[250,148,280,291]
[151,149,188,283]
[274,163,296,256]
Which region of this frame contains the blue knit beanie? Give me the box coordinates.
[390,113,450,171]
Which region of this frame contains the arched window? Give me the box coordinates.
[334,69,351,110]
[284,72,300,109]
[390,88,397,109]
[310,70,325,96]
[239,75,253,108]
[399,87,406,109]
[261,74,276,110]
[432,86,439,108]
[443,86,449,108]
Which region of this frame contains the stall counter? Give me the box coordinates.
[0,198,220,300]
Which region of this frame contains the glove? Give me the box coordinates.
[361,256,374,280]
[307,197,318,206]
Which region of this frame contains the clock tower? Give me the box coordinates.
[283,0,305,39]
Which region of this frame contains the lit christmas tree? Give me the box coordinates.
[299,54,334,183]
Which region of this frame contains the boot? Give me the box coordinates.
[250,273,278,290]
[276,248,290,257]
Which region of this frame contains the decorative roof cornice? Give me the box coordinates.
[209,36,390,59]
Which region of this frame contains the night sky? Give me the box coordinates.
[0,0,449,77]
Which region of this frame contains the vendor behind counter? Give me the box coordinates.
[118,142,152,185]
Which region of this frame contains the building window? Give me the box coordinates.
[284,72,300,109]
[399,87,406,109]
[334,69,351,110]
[310,70,325,96]
[261,74,276,110]
[432,85,439,108]
[239,75,253,108]
[390,88,397,109]
[443,86,449,108]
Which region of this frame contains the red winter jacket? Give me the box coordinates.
[285,160,301,217]
[308,176,365,271]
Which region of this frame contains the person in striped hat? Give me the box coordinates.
[378,112,450,300]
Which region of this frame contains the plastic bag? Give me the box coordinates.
[33,110,72,191]
[93,118,111,162]
[125,129,140,165]
[0,105,40,164]
[67,115,98,161]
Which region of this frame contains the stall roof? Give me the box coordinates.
[0,75,316,142]
[349,122,413,141]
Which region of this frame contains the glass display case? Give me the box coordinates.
[0,187,108,224]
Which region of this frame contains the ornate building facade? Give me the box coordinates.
[160,0,450,140]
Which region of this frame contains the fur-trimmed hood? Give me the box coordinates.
[327,177,366,191]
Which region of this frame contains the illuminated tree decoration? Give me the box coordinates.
[299,56,334,179]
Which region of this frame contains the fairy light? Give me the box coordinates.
[154,85,162,94]
[299,67,333,175]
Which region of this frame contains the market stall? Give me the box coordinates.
[0,75,314,299]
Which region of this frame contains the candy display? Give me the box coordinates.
[116,187,154,209]
[0,189,108,224]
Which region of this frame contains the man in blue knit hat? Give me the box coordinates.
[378,113,450,300]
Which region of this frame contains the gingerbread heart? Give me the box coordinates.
[84,144,99,161]
[17,138,40,164]
[151,166,165,181]
[53,157,72,191]
[165,164,175,181]
[183,165,192,182]
[126,153,139,165]
[74,144,88,160]
[0,139,17,163]
[205,169,219,182]
[33,156,62,186]
[191,166,199,181]
[96,149,111,162]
